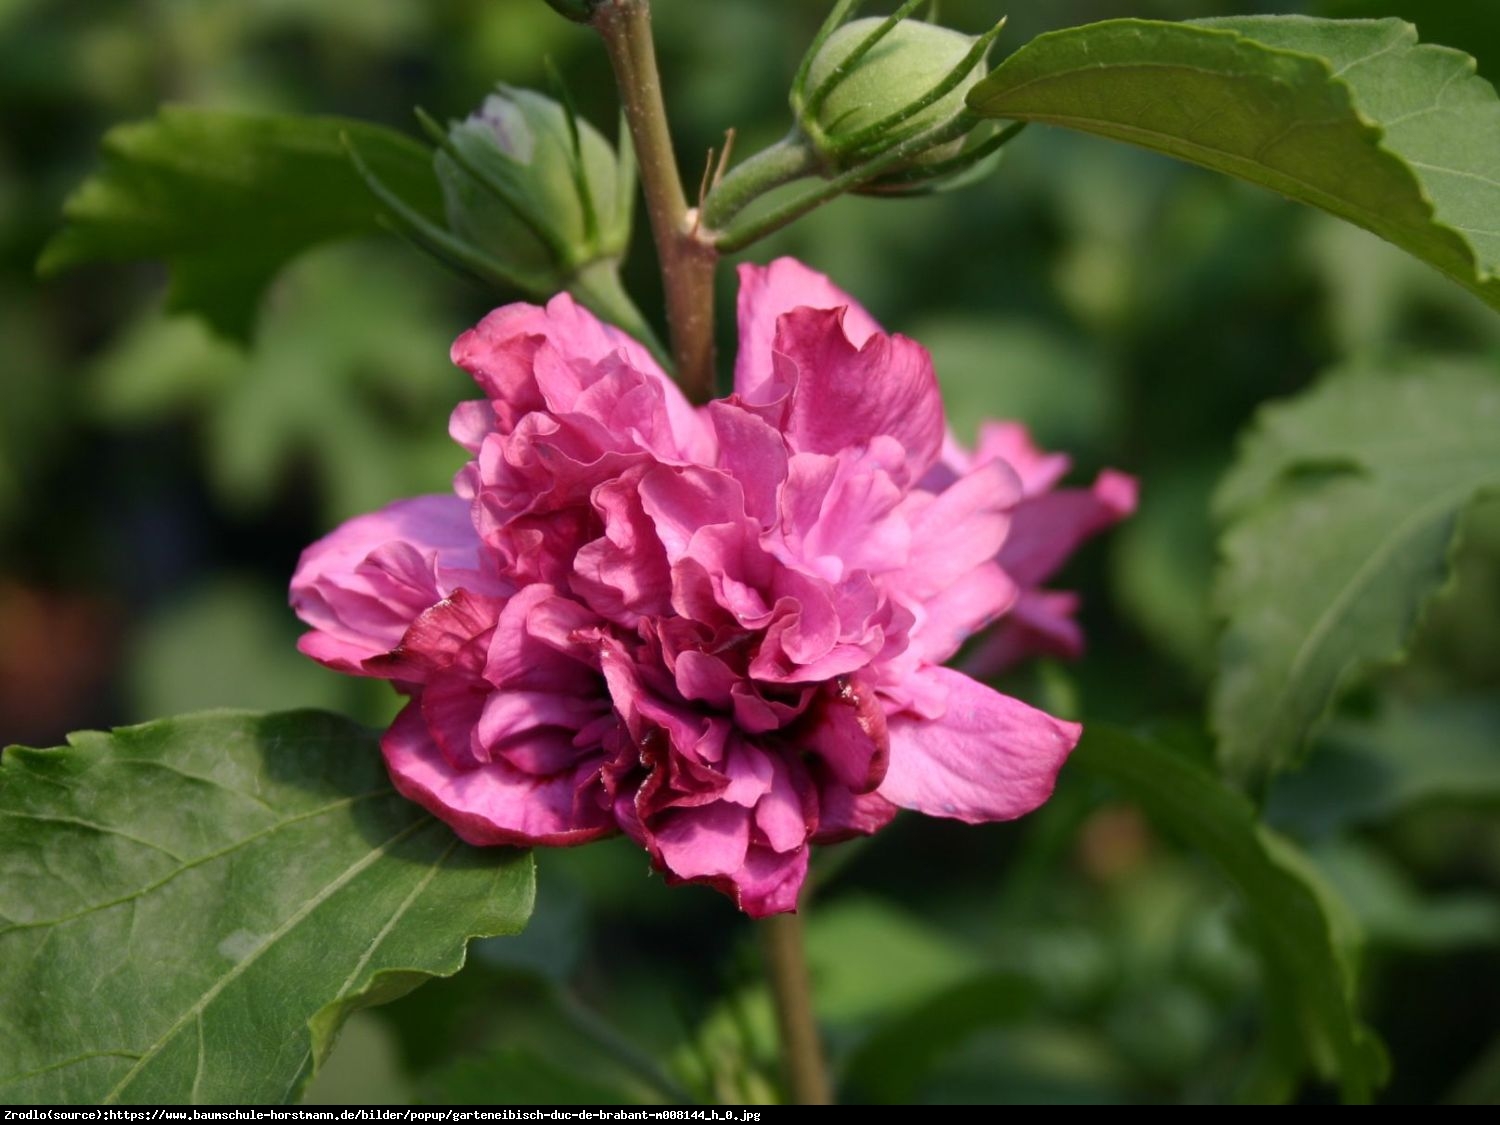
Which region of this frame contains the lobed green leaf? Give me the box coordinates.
[0,710,533,1104]
[1212,362,1500,785]
[969,16,1500,312]
[38,109,444,341]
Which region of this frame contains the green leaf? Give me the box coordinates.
[0,710,534,1104]
[1071,728,1387,1103]
[38,108,444,341]
[1306,838,1500,952]
[1268,697,1500,837]
[87,245,465,524]
[1212,362,1500,785]
[969,17,1500,312]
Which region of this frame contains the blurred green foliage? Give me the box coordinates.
[4,0,1498,1106]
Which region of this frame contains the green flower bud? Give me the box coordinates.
[803,18,978,154]
[434,85,632,289]
[789,7,1007,194]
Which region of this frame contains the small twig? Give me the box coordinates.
[713,128,737,187]
[695,146,716,231]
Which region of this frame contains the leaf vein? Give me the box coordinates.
[333,837,457,1001]
[1269,482,1479,746]
[102,817,430,1103]
[0,1050,145,1092]
[2,812,187,863]
[0,789,394,935]
[1329,33,1406,77]
[1404,160,1500,192]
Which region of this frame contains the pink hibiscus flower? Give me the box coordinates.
[290,258,1135,916]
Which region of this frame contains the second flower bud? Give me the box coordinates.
[434,85,633,290]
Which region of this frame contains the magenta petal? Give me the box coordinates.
[722,739,775,807]
[483,584,602,691]
[735,846,809,917]
[771,307,945,480]
[638,464,745,563]
[778,449,909,580]
[478,691,597,757]
[906,561,1017,666]
[674,649,740,708]
[879,667,1080,824]
[651,800,751,879]
[1000,469,1139,586]
[383,701,614,846]
[897,459,1021,599]
[803,675,890,792]
[451,293,667,423]
[709,401,789,530]
[733,257,881,402]
[973,421,1072,495]
[813,787,899,844]
[290,494,490,674]
[967,589,1085,675]
[755,755,815,853]
[572,474,673,625]
[449,400,497,454]
[365,588,501,682]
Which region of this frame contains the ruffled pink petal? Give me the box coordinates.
[768,307,945,482]
[708,401,789,531]
[905,561,1017,667]
[812,787,899,844]
[646,759,815,917]
[895,459,1021,600]
[972,421,1072,496]
[802,675,890,793]
[483,584,603,692]
[290,494,492,674]
[879,667,1080,824]
[751,584,878,684]
[669,523,776,629]
[365,588,502,683]
[448,400,497,455]
[477,693,600,770]
[777,450,909,582]
[650,800,751,879]
[756,756,815,853]
[453,294,713,467]
[572,473,674,626]
[721,739,775,807]
[733,257,881,402]
[419,674,489,768]
[453,294,661,413]
[638,464,746,563]
[1000,469,1138,586]
[382,701,614,846]
[710,844,809,917]
[966,589,1085,674]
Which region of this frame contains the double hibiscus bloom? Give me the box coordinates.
[291,259,1134,916]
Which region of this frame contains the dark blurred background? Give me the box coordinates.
[3,0,1498,1105]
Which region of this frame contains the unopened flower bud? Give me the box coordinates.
[804,19,977,146]
[793,11,1006,193]
[434,86,632,289]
